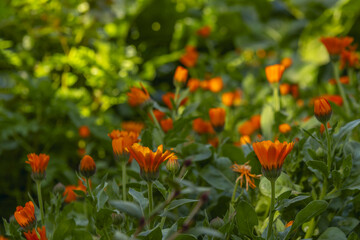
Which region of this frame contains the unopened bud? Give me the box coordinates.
[53,182,65,195]
[210,217,225,229]
[166,157,180,174]
[111,212,124,225]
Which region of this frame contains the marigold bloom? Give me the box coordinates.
[322,95,343,106]
[231,162,261,191]
[193,118,214,134]
[79,125,90,138]
[281,57,292,69]
[279,83,290,95]
[208,77,223,93]
[63,185,77,203]
[221,90,241,107]
[290,84,299,98]
[187,78,201,92]
[127,84,151,107]
[208,137,219,148]
[180,46,199,68]
[320,36,353,55]
[252,140,294,181]
[297,99,304,107]
[24,226,47,240]
[26,153,50,181]
[328,76,349,85]
[108,130,139,161]
[320,122,331,135]
[256,49,266,59]
[235,135,251,146]
[79,155,96,178]
[166,155,180,174]
[162,92,188,109]
[174,66,188,84]
[127,143,174,181]
[279,123,291,134]
[150,110,166,123]
[238,121,256,136]
[209,108,226,132]
[14,201,36,230]
[340,50,359,69]
[265,64,285,84]
[160,118,173,133]
[250,115,261,130]
[314,97,332,123]
[196,25,211,38]
[200,80,209,90]
[121,121,144,134]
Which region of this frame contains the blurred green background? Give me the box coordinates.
[1,0,360,220]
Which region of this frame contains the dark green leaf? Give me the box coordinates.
[235,201,258,237]
[129,188,148,215]
[318,227,346,240]
[306,160,329,178]
[72,230,93,240]
[340,154,352,179]
[186,227,224,238]
[53,218,76,240]
[201,165,234,191]
[167,199,198,210]
[110,200,143,219]
[95,208,113,230]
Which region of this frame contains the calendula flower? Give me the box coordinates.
[296,99,304,107]
[200,80,209,90]
[265,64,285,84]
[150,110,166,123]
[162,92,188,109]
[234,135,251,146]
[279,84,291,95]
[24,226,47,240]
[290,84,299,98]
[209,108,226,132]
[121,121,144,134]
[0,236,9,240]
[79,125,90,138]
[127,143,174,181]
[108,130,139,162]
[329,76,349,85]
[193,118,214,134]
[208,77,223,93]
[250,115,261,130]
[187,78,201,92]
[174,66,188,84]
[322,95,343,106]
[160,118,173,133]
[340,50,359,69]
[221,90,242,107]
[79,155,96,178]
[252,140,294,181]
[281,57,292,69]
[14,201,36,230]
[231,162,261,191]
[127,84,151,108]
[196,25,211,38]
[63,185,77,203]
[314,97,332,123]
[26,153,50,181]
[320,122,331,135]
[166,155,180,174]
[256,49,266,59]
[238,121,256,136]
[320,36,353,56]
[279,123,291,134]
[208,137,219,148]
[180,46,199,68]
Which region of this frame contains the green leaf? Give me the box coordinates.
[53,218,76,240]
[340,154,352,179]
[153,180,167,199]
[201,165,234,191]
[96,182,109,209]
[332,170,342,189]
[129,188,149,215]
[110,200,143,219]
[181,102,199,117]
[333,119,360,148]
[187,227,224,238]
[332,216,360,235]
[235,201,258,237]
[261,104,274,140]
[167,199,198,210]
[221,144,245,163]
[138,226,162,239]
[318,227,347,240]
[95,208,113,230]
[276,195,310,211]
[177,142,212,162]
[348,232,360,240]
[72,230,93,240]
[306,160,329,178]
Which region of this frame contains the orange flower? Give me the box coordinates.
[193,118,214,134]
[14,201,36,230]
[250,115,261,130]
[108,130,139,161]
[209,108,226,132]
[265,64,285,84]
[0,237,8,240]
[127,143,175,181]
[238,121,256,136]
[196,25,211,38]
[121,121,144,134]
[320,36,353,55]
[285,220,294,228]
[174,66,188,84]
[322,95,343,106]
[281,57,292,69]
[24,226,47,240]
[340,50,359,69]
[26,153,50,181]
[235,135,251,146]
[79,125,90,138]
[231,162,261,191]
[221,90,242,107]
[79,155,96,178]
[296,99,304,107]
[328,76,350,85]
[208,77,223,93]
[187,78,201,92]
[180,46,199,68]
[63,185,77,203]
[162,92,188,109]
[252,140,294,180]
[160,118,173,133]
[279,123,291,134]
[150,110,166,122]
[279,83,290,95]
[290,84,299,98]
[208,137,219,148]
[314,97,332,123]
[127,84,151,107]
[256,49,266,59]
[320,122,331,135]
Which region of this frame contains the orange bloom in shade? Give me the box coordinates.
[0,237,8,240]
[196,25,211,38]
[127,84,151,107]
[79,125,90,138]
[209,108,226,132]
[322,95,343,106]
[200,80,209,90]
[174,66,188,84]
[14,201,36,230]
[250,115,261,130]
[329,76,350,85]
[193,118,214,134]
[222,90,242,107]
[127,143,175,181]
[121,121,144,134]
[208,137,219,148]
[26,153,50,181]
[296,99,304,107]
[208,77,223,93]
[279,84,290,95]
[79,155,96,178]
[63,185,77,203]
[108,130,139,161]
[340,50,359,69]
[235,135,251,146]
[238,121,256,136]
[256,49,266,59]
[231,162,261,191]
[265,64,285,83]
[187,78,201,92]
[279,123,291,134]
[162,92,188,109]
[314,97,332,123]
[320,36,353,55]
[160,118,173,133]
[252,140,294,180]
[320,122,331,135]
[281,57,292,69]
[150,110,166,122]
[24,226,47,240]
[290,84,299,98]
[180,46,199,68]
[285,220,294,228]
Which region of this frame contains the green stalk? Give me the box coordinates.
[104,228,111,240]
[148,108,162,131]
[86,178,94,199]
[324,124,332,171]
[267,180,276,240]
[122,160,127,201]
[147,182,154,228]
[332,62,350,116]
[36,180,45,226]
[273,83,280,112]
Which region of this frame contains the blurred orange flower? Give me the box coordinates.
[265,64,285,83]
[281,57,292,69]
[24,226,47,240]
[162,92,188,109]
[234,135,251,146]
[108,130,139,161]
[290,84,299,98]
[231,162,261,191]
[127,84,151,107]
[200,80,209,90]
[320,36,353,55]
[197,25,211,38]
[63,185,77,203]
[79,125,90,138]
[26,153,50,181]
[320,122,331,135]
[208,77,223,92]
[328,76,349,85]
[322,95,343,106]
[340,50,359,69]
[208,137,219,148]
[187,78,201,92]
[209,108,226,131]
[174,66,188,84]
[221,90,241,107]
[238,121,255,136]
[150,110,166,122]
[121,121,144,134]
[279,84,290,95]
[14,201,36,229]
[285,220,294,228]
[250,115,261,130]
[193,118,214,134]
[160,118,173,133]
[279,123,291,134]
[180,46,199,68]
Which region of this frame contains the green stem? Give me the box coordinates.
[149,108,162,131]
[104,228,111,240]
[273,83,280,112]
[86,178,94,199]
[231,180,239,206]
[324,124,332,171]
[36,180,45,226]
[147,182,154,228]
[122,160,127,201]
[267,180,276,240]
[332,62,350,116]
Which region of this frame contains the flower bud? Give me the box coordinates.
[314,97,332,124]
[210,217,225,229]
[53,182,65,195]
[166,156,180,174]
[112,212,125,225]
[79,155,96,178]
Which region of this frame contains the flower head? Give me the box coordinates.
[174,66,188,84]
[187,78,201,92]
[150,110,166,123]
[121,121,144,134]
[166,155,180,174]
[238,121,256,136]
[24,226,47,240]
[320,36,353,55]
[79,125,90,138]
[14,201,36,230]
[281,57,292,69]
[340,50,359,69]
[279,84,290,95]
[26,153,50,181]
[63,185,77,203]
[221,90,241,107]
[265,64,285,84]
[127,143,174,181]
[252,140,294,181]
[196,25,211,38]
[234,135,251,146]
[329,76,349,85]
[231,162,261,191]
[127,84,151,108]
[160,118,173,133]
[314,97,332,123]
[279,123,291,134]
[79,155,96,178]
[193,118,214,134]
[209,108,226,132]
[180,46,198,68]
[208,77,223,93]
[108,130,139,162]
